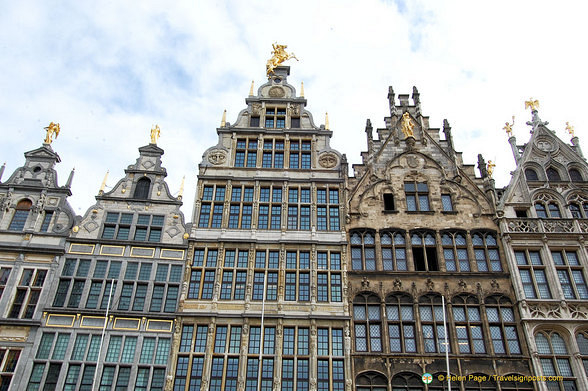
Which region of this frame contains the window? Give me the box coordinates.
[552,250,588,300]
[535,201,562,218]
[289,140,311,169]
[535,331,577,390]
[246,326,275,390]
[485,295,521,355]
[317,328,344,391]
[287,187,311,230]
[235,138,258,168]
[353,294,382,352]
[291,117,300,128]
[285,251,310,301]
[133,177,151,199]
[386,294,416,353]
[452,295,485,354]
[8,199,32,231]
[282,327,310,391]
[8,268,47,318]
[53,259,90,308]
[261,139,284,168]
[441,232,469,272]
[569,203,582,218]
[134,214,164,242]
[198,185,225,228]
[257,185,282,230]
[464,374,496,390]
[404,181,430,211]
[411,231,439,271]
[220,249,248,300]
[515,250,551,299]
[419,294,449,353]
[381,231,407,271]
[0,348,20,390]
[383,193,395,211]
[547,167,562,181]
[441,194,453,212]
[228,185,253,229]
[102,212,133,239]
[210,325,240,390]
[355,372,388,391]
[525,168,538,181]
[265,107,286,129]
[317,252,342,302]
[253,250,279,301]
[188,248,218,300]
[391,373,424,390]
[569,168,583,182]
[576,332,588,378]
[40,210,54,232]
[515,209,528,218]
[0,267,11,299]
[174,325,207,390]
[472,232,502,272]
[351,231,376,270]
[250,116,260,127]
[317,188,340,231]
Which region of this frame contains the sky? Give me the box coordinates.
[1,1,587,219]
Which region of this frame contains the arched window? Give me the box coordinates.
[524,168,538,181]
[546,167,561,181]
[381,231,407,271]
[441,231,469,272]
[353,294,382,352]
[576,331,588,378]
[535,201,561,218]
[464,374,496,390]
[484,295,521,355]
[452,295,485,354]
[391,373,423,391]
[429,373,460,390]
[535,331,577,390]
[411,231,438,271]
[355,372,388,391]
[569,203,582,218]
[133,177,151,199]
[386,294,415,353]
[548,202,561,218]
[9,199,33,231]
[569,168,583,182]
[351,231,376,271]
[472,232,501,272]
[500,374,534,390]
[419,294,448,353]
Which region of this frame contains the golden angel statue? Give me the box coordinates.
[266,43,298,76]
[566,122,575,138]
[44,122,60,144]
[525,98,539,111]
[150,124,161,144]
[400,112,414,138]
[503,116,515,137]
[487,160,496,178]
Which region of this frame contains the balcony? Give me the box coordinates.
[502,218,588,234]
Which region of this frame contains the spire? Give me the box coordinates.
[300,81,305,97]
[477,154,488,178]
[249,80,254,96]
[221,110,227,127]
[99,170,109,195]
[325,112,330,130]
[0,162,5,182]
[525,98,548,131]
[388,86,397,116]
[66,167,75,188]
[178,176,185,200]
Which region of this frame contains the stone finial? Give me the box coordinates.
[412,86,420,106]
[66,167,75,188]
[325,112,330,130]
[249,80,254,96]
[220,110,227,127]
[365,119,373,140]
[0,162,5,182]
[99,170,109,195]
[477,154,488,178]
[300,81,305,97]
[388,86,396,116]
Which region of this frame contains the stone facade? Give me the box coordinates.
[346,88,534,390]
[498,108,588,390]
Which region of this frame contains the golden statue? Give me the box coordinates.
[525,98,539,111]
[400,112,414,138]
[266,43,298,76]
[43,122,60,144]
[566,121,575,138]
[503,116,515,137]
[150,125,160,144]
[487,160,496,178]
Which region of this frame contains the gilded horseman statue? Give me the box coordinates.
[266,43,298,76]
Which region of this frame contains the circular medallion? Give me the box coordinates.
[207,150,227,165]
[318,152,338,168]
[269,86,285,97]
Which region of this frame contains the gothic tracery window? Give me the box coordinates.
[351,231,376,271]
[535,331,577,390]
[353,294,382,352]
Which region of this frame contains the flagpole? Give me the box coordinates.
[257,272,267,390]
[442,295,451,390]
[93,278,115,390]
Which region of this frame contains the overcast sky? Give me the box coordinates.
[1,1,587,219]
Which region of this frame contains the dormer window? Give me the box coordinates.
[525,168,539,181]
[265,108,286,129]
[9,199,32,231]
[546,167,561,181]
[134,177,151,199]
[570,168,583,182]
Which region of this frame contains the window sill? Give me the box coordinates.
[441,211,458,215]
[382,210,399,214]
[405,210,435,215]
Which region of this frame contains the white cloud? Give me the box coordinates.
[1,0,587,217]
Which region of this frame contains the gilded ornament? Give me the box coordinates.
[566,122,575,138]
[400,112,414,137]
[43,122,60,144]
[266,43,298,76]
[487,160,496,178]
[150,125,160,144]
[503,116,515,137]
[525,98,539,111]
